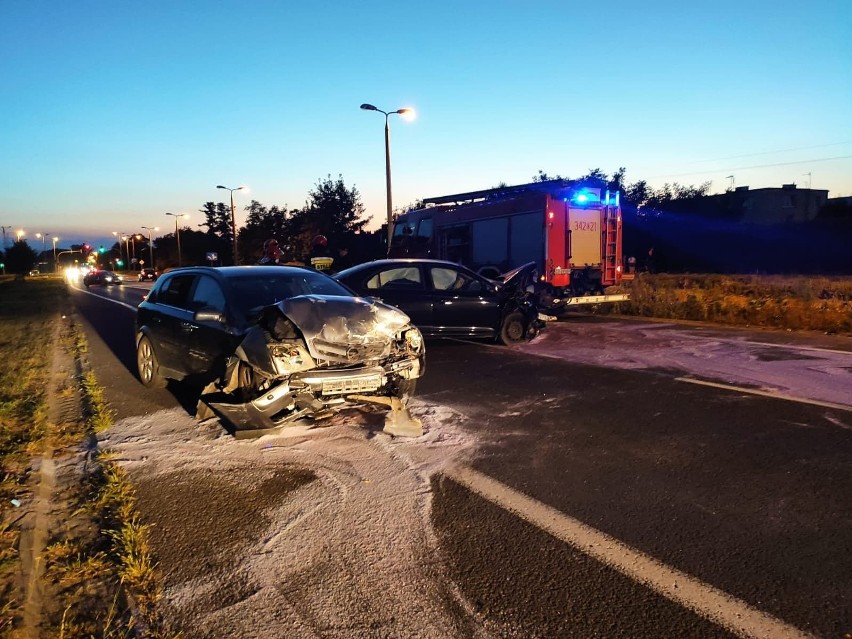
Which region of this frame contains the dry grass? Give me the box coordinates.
[605,274,852,335]
[0,278,178,639]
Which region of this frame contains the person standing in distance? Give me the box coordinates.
[308,235,334,272]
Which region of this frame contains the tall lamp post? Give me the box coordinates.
[166,213,188,267]
[359,103,415,251]
[141,226,159,269]
[35,232,49,252]
[216,185,243,265]
[120,234,131,270]
[130,234,142,268]
[112,231,123,267]
[52,236,59,271]
[35,233,49,271]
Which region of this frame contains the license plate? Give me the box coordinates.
[322,375,381,395]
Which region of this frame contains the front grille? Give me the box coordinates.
[312,338,389,363]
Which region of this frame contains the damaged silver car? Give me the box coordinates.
[135,266,425,436]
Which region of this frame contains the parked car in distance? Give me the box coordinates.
[135,266,425,435]
[334,259,544,345]
[83,270,123,287]
[138,267,158,281]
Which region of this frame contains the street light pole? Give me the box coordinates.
[120,234,131,271]
[141,226,159,269]
[52,237,58,272]
[130,234,141,268]
[360,103,415,252]
[166,213,188,267]
[112,231,123,267]
[216,185,244,265]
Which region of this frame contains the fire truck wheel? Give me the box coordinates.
[499,312,526,345]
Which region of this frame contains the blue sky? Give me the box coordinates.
[2,0,850,249]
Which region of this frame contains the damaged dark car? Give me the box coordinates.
[135,266,425,436]
[334,259,546,344]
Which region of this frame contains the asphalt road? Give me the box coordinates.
[70,278,852,638]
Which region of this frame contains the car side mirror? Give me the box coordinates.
[194,308,226,324]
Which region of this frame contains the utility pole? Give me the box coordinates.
[0,226,10,249]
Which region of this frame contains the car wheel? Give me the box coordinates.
[235,361,256,402]
[137,335,167,388]
[498,311,526,345]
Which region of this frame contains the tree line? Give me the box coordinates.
[3,168,848,275]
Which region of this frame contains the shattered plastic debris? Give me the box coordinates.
[10,499,21,507]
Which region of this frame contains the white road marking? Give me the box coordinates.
[446,466,815,639]
[72,282,139,311]
[676,377,852,412]
[743,340,852,357]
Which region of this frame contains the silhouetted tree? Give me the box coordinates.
[5,240,37,275]
[238,200,298,264]
[287,175,369,260]
[198,202,234,264]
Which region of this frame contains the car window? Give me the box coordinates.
[228,271,353,313]
[366,267,423,290]
[430,267,481,293]
[158,275,197,309]
[190,275,226,312]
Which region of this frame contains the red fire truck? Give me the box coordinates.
[389,179,628,311]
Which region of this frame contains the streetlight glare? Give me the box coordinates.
[399,108,416,121]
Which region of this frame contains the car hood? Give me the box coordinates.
[273,294,413,363]
[498,262,538,292]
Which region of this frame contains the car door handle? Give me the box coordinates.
[180,322,196,332]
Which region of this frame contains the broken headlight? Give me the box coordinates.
[268,341,315,375]
[404,327,424,354]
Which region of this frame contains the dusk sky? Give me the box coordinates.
[2,0,850,249]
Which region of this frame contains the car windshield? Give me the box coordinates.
[228,270,354,313]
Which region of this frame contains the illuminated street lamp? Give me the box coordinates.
[128,233,142,268]
[141,226,159,269]
[52,236,59,271]
[166,213,189,266]
[16,229,24,242]
[216,185,244,265]
[35,232,49,252]
[112,231,124,266]
[359,103,415,250]
[119,234,131,270]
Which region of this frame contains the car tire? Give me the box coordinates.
[137,335,167,388]
[498,311,526,345]
[235,361,256,402]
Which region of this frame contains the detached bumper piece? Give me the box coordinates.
[199,365,422,437]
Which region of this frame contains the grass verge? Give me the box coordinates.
[0,278,178,638]
[604,273,852,335]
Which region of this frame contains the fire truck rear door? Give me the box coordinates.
[568,207,602,267]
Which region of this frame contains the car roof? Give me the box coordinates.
[159,265,315,279]
[343,258,469,269]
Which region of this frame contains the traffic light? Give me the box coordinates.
[115,259,124,267]
[99,246,105,254]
